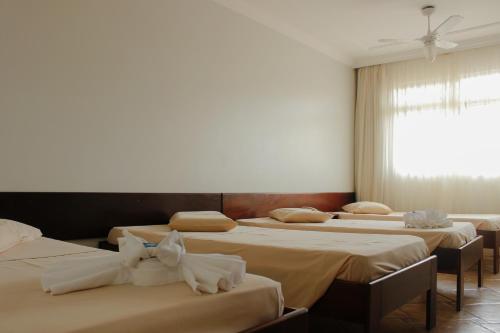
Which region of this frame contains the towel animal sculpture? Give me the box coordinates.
[41,230,246,295]
[403,210,453,229]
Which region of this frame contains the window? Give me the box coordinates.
[392,73,500,178]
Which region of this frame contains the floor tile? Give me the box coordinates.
[376,262,500,333]
[482,323,500,333]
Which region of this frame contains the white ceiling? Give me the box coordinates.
[214,0,500,67]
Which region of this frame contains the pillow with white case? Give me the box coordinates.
[0,219,42,252]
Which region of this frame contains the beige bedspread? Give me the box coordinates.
[0,237,100,262]
[335,212,500,231]
[0,238,283,333]
[237,217,477,252]
[108,225,429,308]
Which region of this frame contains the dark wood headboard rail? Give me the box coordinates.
[222,192,355,220]
[0,192,221,240]
[0,192,355,240]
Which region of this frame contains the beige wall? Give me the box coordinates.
[0,0,355,193]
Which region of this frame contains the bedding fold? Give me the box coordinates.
[403,210,452,229]
[42,230,245,295]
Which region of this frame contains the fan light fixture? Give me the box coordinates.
[424,42,437,62]
[374,5,463,63]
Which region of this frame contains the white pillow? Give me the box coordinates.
[269,207,333,223]
[0,219,42,252]
[342,201,392,215]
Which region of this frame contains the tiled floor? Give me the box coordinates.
[380,251,500,333]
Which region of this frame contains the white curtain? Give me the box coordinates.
[355,45,500,213]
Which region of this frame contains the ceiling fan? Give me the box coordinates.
[376,6,463,62]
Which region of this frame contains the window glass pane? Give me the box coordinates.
[392,73,500,178]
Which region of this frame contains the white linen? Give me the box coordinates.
[355,45,500,214]
[0,219,42,253]
[41,253,129,295]
[404,210,453,229]
[41,230,245,295]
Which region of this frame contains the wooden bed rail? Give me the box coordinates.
[222,192,355,220]
[309,255,437,333]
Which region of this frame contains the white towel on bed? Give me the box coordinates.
[403,210,453,229]
[41,230,246,295]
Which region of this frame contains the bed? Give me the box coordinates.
[0,191,436,333]
[335,211,500,274]
[0,192,314,333]
[237,218,476,251]
[221,193,485,312]
[0,236,307,333]
[107,224,437,333]
[237,217,483,311]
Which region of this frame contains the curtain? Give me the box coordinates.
[355,45,500,213]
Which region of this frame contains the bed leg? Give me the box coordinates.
[426,289,436,330]
[364,318,379,333]
[426,258,437,330]
[478,254,484,288]
[456,269,464,312]
[494,245,499,275]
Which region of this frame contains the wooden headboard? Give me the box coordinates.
[0,192,221,240]
[222,192,355,220]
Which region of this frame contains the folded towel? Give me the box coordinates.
[154,229,246,294]
[40,254,130,295]
[403,210,453,229]
[41,230,246,295]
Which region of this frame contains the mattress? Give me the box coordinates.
[237,217,477,252]
[108,225,429,308]
[335,212,500,231]
[0,237,101,262]
[0,237,283,333]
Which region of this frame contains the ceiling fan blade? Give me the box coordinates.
[378,38,416,43]
[433,15,464,35]
[370,40,421,50]
[435,40,458,49]
[447,21,500,35]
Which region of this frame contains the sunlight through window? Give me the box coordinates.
[392,73,500,178]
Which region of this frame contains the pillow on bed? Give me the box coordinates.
[342,201,392,215]
[0,219,42,252]
[269,207,333,223]
[169,211,237,232]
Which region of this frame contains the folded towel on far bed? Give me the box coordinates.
[41,230,245,295]
[404,210,453,229]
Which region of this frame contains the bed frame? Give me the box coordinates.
[222,192,355,220]
[433,236,484,311]
[102,237,437,333]
[223,192,483,312]
[0,192,307,333]
[0,192,222,240]
[244,308,308,333]
[477,229,500,274]
[310,256,437,333]
[1,191,436,333]
[223,193,437,332]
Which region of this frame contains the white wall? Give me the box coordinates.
[0,0,355,193]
